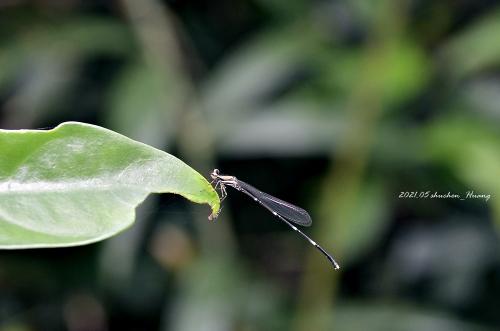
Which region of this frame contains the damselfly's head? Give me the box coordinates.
[210,168,221,180]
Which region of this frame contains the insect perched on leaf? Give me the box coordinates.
[209,169,340,269]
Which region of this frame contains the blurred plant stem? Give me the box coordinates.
[119,0,236,259]
[293,1,408,330]
[119,1,240,330]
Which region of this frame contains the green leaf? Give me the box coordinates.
[319,178,390,265]
[0,122,220,248]
[201,30,306,116]
[442,9,500,78]
[424,115,500,230]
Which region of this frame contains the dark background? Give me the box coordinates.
[1,1,499,330]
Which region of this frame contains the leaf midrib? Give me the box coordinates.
[0,181,150,194]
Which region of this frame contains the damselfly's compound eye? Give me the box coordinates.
[210,169,220,179]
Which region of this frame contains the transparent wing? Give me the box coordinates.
[235,179,312,227]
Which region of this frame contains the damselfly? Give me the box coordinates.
[209,169,340,269]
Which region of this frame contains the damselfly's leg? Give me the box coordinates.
[212,180,227,202]
[208,181,225,220]
[213,179,220,190]
[219,183,227,202]
[211,180,227,213]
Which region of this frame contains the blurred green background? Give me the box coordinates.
[1,1,499,330]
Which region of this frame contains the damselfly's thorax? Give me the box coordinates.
[210,169,239,186]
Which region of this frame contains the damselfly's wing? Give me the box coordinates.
[235,179,312,227]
